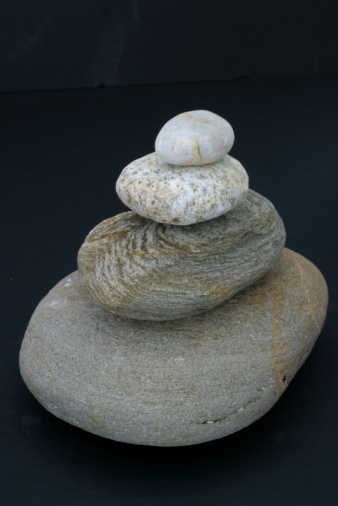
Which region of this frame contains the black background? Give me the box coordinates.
[1,1,338,505]
[1,0,338,92]
[2,76,338,505]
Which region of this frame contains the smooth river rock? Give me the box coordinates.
[116,153,248,225]
[78,190,286,321]
[19,249,328,447]
[155,110,235,165]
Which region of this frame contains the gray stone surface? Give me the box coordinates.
[78,190,286,321]
[20,249,328,447]
[116,153,248,225]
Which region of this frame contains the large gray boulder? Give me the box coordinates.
[20,249,328,447]
[78,190,286,321]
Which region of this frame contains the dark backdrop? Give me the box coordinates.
[2,75,338,505]
[1,0,338,92]
[1,1,338,504]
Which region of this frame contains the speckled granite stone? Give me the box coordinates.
[116,153,248,225]
[19,249,328,447]
[155,110,234,165]
[78,190,286,321]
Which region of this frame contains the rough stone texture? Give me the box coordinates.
[155,110,235,166]
[116,153,248,225]
[78,190,286,321]
[19,249,328,447]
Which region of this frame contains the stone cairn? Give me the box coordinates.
[20,110,328,447]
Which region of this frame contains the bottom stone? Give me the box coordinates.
[19,249,328,447]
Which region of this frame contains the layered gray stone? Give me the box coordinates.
[19,249,328,447]
[77,190,286,321]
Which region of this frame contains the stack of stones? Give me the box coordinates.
[20,111,328,447]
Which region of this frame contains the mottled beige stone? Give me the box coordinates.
[19,249,328,447]
[116,153,248,225]
[78,190,286,321]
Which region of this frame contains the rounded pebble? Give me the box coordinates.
[116,153,248,225]
[155,110,234,165]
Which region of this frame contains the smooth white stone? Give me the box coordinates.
[116,153,249,225]
[155,110,235,166]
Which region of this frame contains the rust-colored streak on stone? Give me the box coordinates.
[268,250,328,390]
[269,282,288,389]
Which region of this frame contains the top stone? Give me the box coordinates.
[155,110,235,166]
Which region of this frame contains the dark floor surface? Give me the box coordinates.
[1,75,338,505]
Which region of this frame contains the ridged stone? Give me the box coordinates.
[77,190,286,321]
[116,153,248,225]
[155,110,235,165]
[19,249,328,447]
